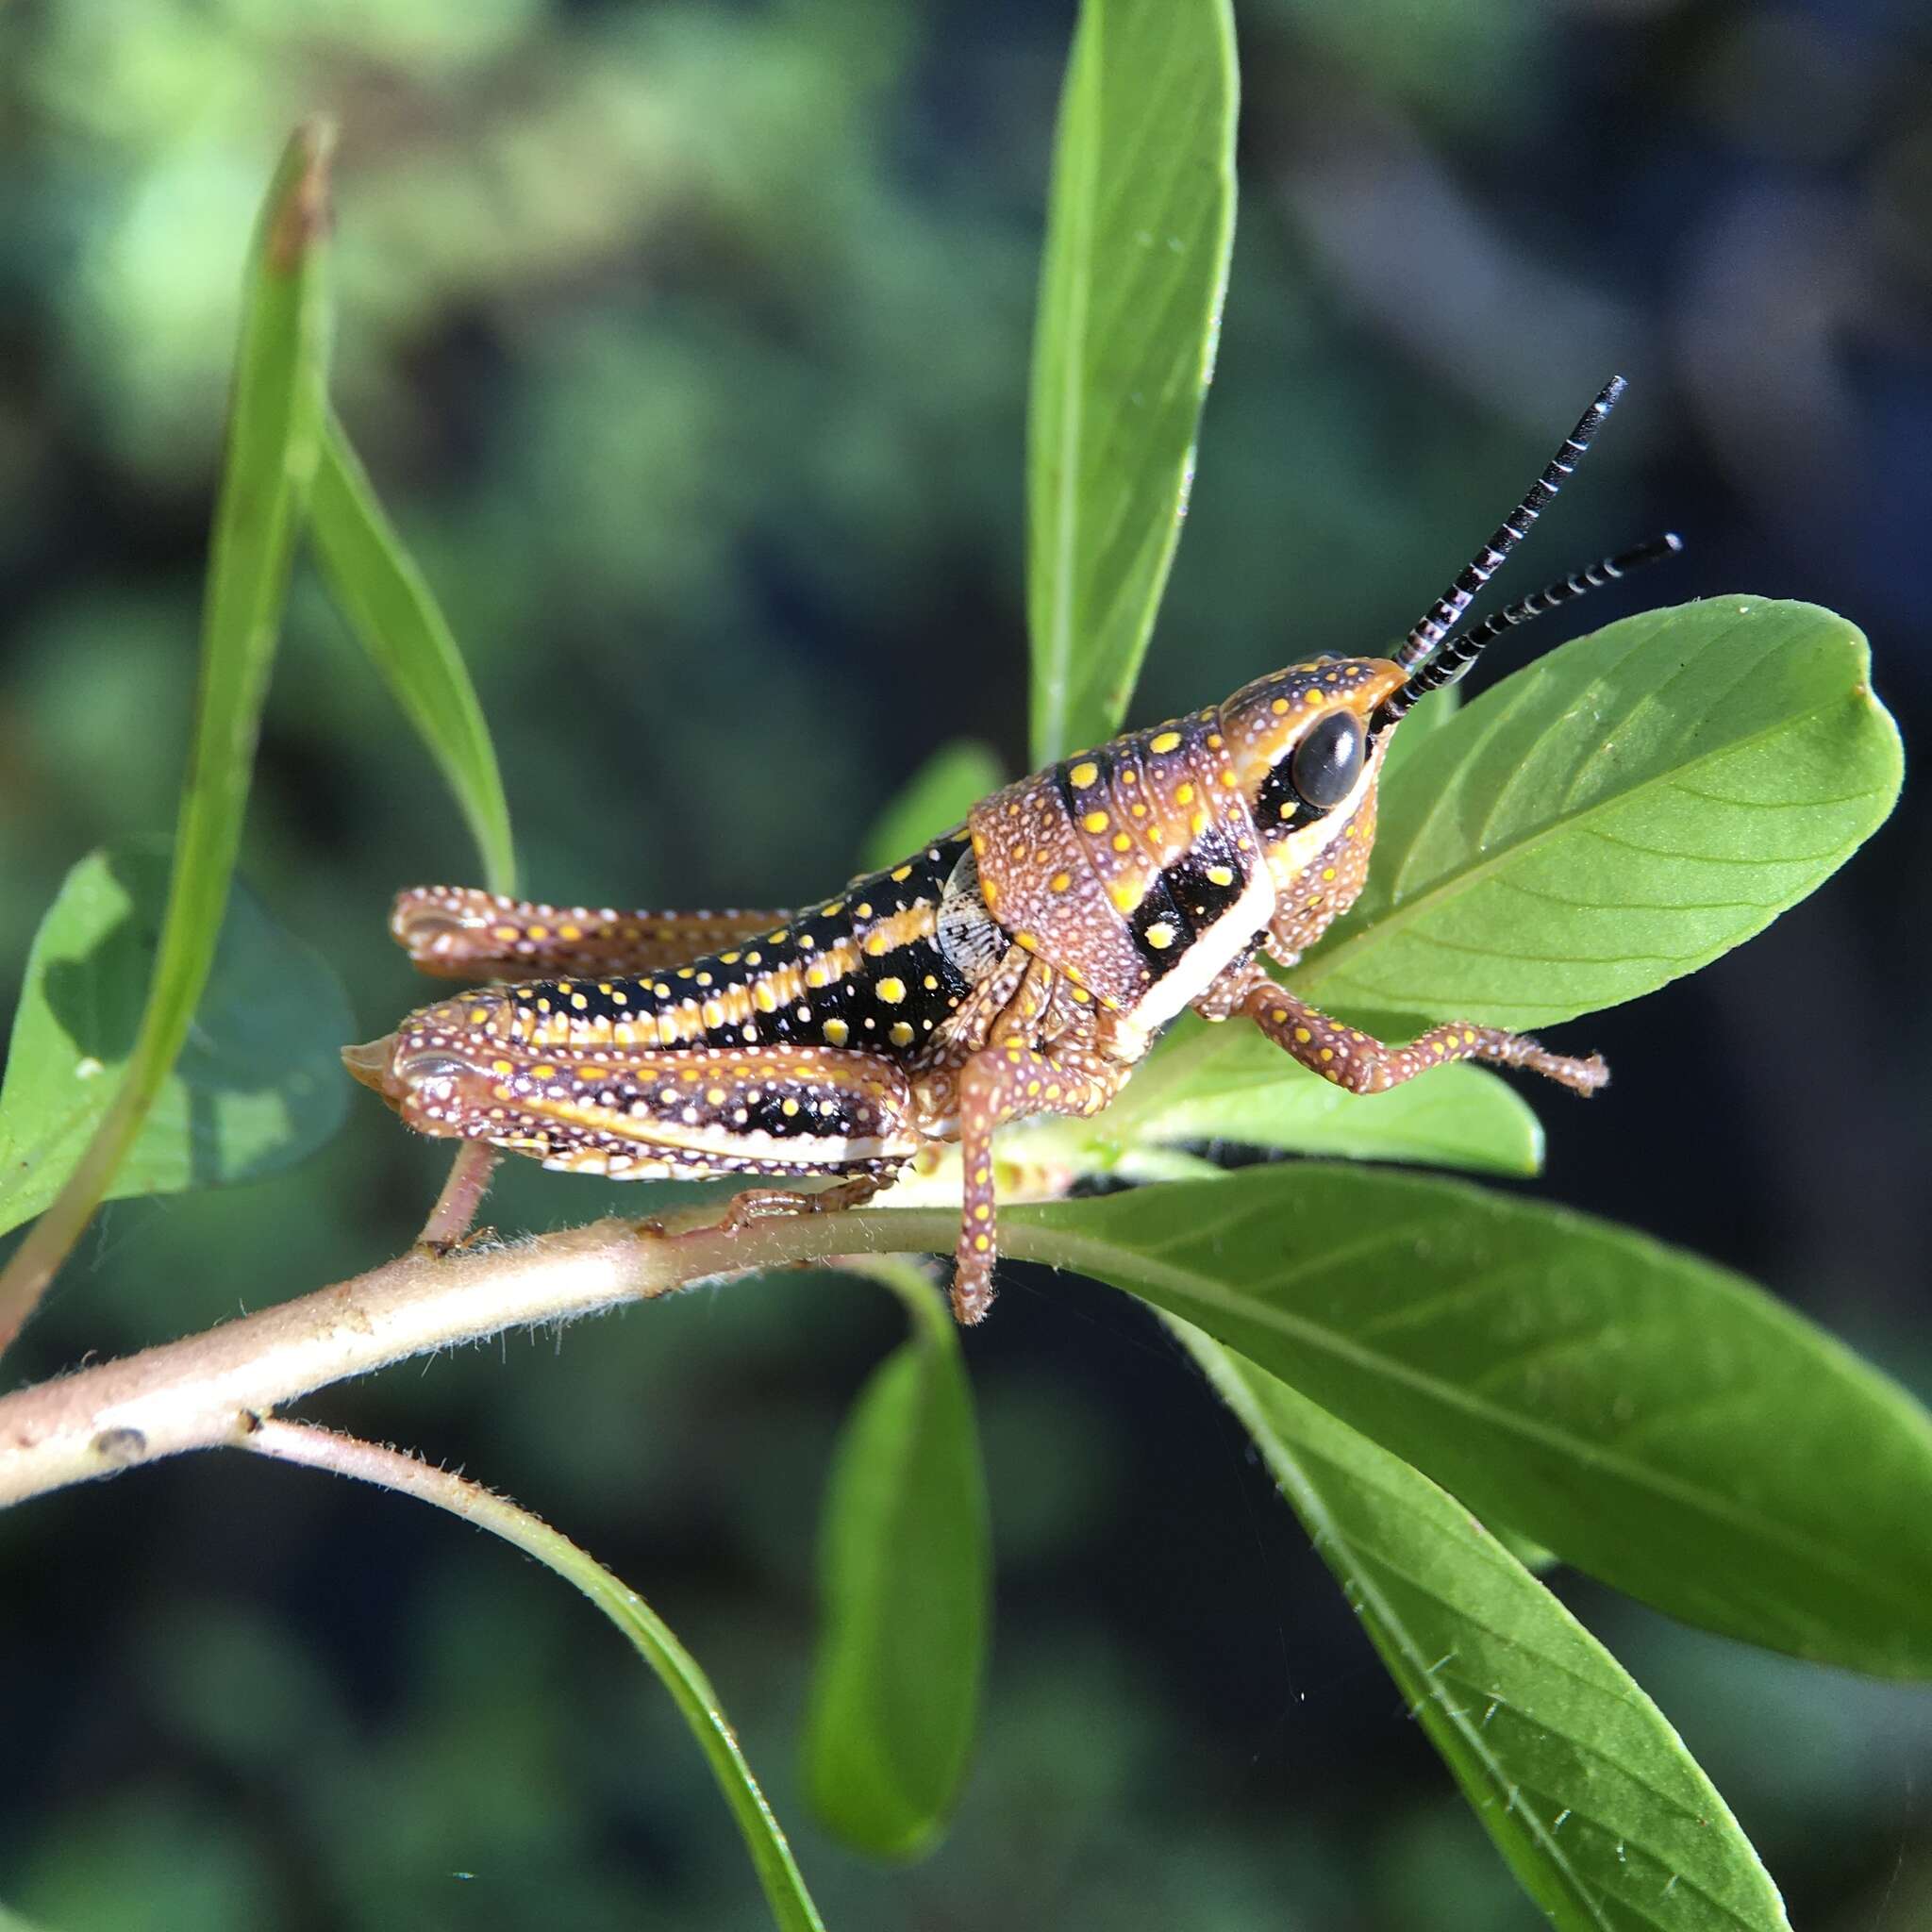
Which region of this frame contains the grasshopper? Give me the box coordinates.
[347,377,1675,1323]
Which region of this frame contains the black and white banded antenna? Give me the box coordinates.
[1394,375,1629,675]
[1374,532,1683,730]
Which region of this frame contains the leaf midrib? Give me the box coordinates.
[1022,1217,1915,1621]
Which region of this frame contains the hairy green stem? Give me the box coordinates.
[0,1202,961,1511]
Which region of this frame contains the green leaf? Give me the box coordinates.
[858,741,1004,874]
[1374,679,1458,792]
[309,413,518,897]
[1299,599,1904,1030]
[497,1508,825,1932]
[805,1259,990,1860]
[246,1424,826,1932]
[0,845,351,1239]
[995,1165,1932,1675]
[1091,1012,1543,1177]
[1174,1323,1790,1931]
[0,122,335,1345]
[1026,0,1239,764]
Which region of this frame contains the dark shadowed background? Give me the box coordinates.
[2,1,1929,1925]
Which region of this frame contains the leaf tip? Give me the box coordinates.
[268,117,337,275]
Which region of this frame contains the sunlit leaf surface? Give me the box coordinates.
[1175,1324,1790,1931]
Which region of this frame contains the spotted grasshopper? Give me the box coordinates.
[348,379,1675,1323]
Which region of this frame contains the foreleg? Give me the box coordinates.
[1201,962,1607,1096]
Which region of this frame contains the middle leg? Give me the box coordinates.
[949,1041,1126,1326]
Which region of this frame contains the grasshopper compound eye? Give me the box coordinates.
[1290,711,1363,811]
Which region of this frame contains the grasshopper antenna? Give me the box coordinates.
[1395,375,1629,675]
[1374,532,1683,730]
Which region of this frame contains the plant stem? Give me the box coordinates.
[0,1201,960,1512]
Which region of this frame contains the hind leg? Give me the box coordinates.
[390,886,788,980]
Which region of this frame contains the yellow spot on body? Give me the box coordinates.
[923,974,939,990]
[675,967,694,980]
[1207,864,1235,887]
[824,1019,851,1046]
[891,864,912,882]
[1070,760,1099,787]
[1082,809,1109,833]
[1146,921,1176,950]
[1050,871,1072,892]
[972,832,987,857]
[1191,811,1209,835]
[1016,932,1039,953]
[877,976,907,1004]
[982,879,1000,908]
[571,992,589,1009]
[863,931,891,956]
[1320,1047,1334,1061]
[1174,782,1195,806]
[654,982,671,997]
[1072,986,1091,1004]
[974,1234,991,1253]
[530,1063,557,1079]
[1293,1026,1312,1044]
[1271,697,1290,714]
[706,1087,727,1106]
[1112,832,1133,852]
[526,924,550,941]
[1220,769,1239,787]
[782,1097,800,1116]
[1109,882,1139,912]
[702,1000,725,1027]
[491,924,519,941]
[1464,1030,1477,1044]
[491,1059,513,1076]
[890,1021,914,1047]
[1150,730,1182,754]
[720,951,741,964]
[805,964,829,988]
[855,902,873,919]
[1322,867,1336,881]
[470,1009,491,1025]
[1279,802,1296,820]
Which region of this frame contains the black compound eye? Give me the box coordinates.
[1290,711,1363,811]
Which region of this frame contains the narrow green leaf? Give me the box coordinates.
[1091,1012,1543,1177]
[0,122,334,1346]
[244,1424,825,1932]
[1174,1322,1790,1931]
[995,1166,1932,1675]
[858,741,1004,874]
[0,845,351,1239]
[496,1506,825,1931]
[310,414,517,896]
[1026,0,1239,764]
[805,1259,990,1859]
[1300,599,1904,1030]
